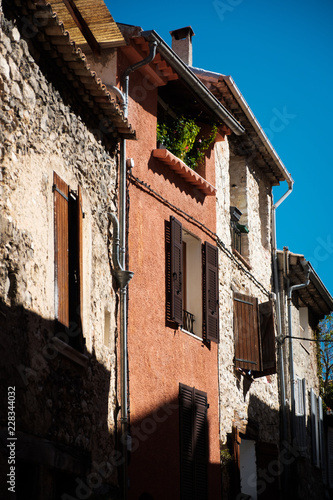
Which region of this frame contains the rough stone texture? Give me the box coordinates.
[0,10,120,497]
[215,140,280,484]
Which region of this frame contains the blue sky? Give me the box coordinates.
[107,0,333,298]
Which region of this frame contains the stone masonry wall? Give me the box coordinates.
[215,139,280,447]
[0,9,121,495]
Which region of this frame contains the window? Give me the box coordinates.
[168,216,219,343]
[230,206,249,257]
[299,307,309,338]
[179,383,208,500]
[53,172,84,352]
[229,156,250,260]
[233,292,276,375]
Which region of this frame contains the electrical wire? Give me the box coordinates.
[129,172,271,297]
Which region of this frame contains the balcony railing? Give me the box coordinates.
[183,310,195,334]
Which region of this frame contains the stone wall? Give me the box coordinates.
[0,7,120,497]
[215,138,280,494]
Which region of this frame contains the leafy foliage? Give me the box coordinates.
[157,115,218,170]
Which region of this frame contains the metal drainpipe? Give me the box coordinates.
[271,180,293,499]
[114,41,157,500]
[287,264,310,440]
[272,180,293,440]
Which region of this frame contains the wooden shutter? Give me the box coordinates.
[328,427,333,488]
[193,389,208,499]
[203,242,219,343]
[77,186,83,331]
[180,383,194,500]
[233,292,261,371]
[258,300,276,374]
[53,172,69,327]
[170,216,183,325]
[179,384,208,500]
[319,396,327,482]
[311,389,320,467]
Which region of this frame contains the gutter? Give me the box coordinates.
[140,30,245,136]
[306,262,333,313]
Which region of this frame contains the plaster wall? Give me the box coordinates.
[118,54,221,499]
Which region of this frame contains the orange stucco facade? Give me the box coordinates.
[120,50,222,499]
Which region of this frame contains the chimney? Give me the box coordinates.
[170,26,195,66]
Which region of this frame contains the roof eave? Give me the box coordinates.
[223,75,293,185]
[140,30,245,136]
[191,67,293,185]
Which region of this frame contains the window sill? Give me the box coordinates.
[180,327,203,342]
[232,248,252,270]
[52,337,89,368]
[152,148,217,196]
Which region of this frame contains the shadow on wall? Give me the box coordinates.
[221,390,328,500]
[220,392,281,500]
[0,300,121,500]
[127,394,221,500]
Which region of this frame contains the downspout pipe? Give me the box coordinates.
[115,41,157,500]
[271,179,293,499]
[272,179,294,438]
[287,267,310,438]
[109,213,134,289]
[123,41,158,118]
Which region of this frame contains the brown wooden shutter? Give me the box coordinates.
[179,383,194,499]
[233,292,261,371]
[53,172,69,328]
[203,242,219,343]
[258,300,276,375]
[179,384,208,500]
[311,388,320,467]
[193,389,208,499]
[170,216,183,325]
[77,186,83,331]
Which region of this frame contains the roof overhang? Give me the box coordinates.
[128,30,245,136]
[10,0,134,140]
[46,0,126,51]
[192,68,293,186]
[277,250,333,320]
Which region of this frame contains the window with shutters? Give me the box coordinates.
[233,292,276,375]
[179,383,208,500]
[53,172,84,352]
[168,216,219,343]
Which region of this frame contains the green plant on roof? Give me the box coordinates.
[157,115,218,170]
